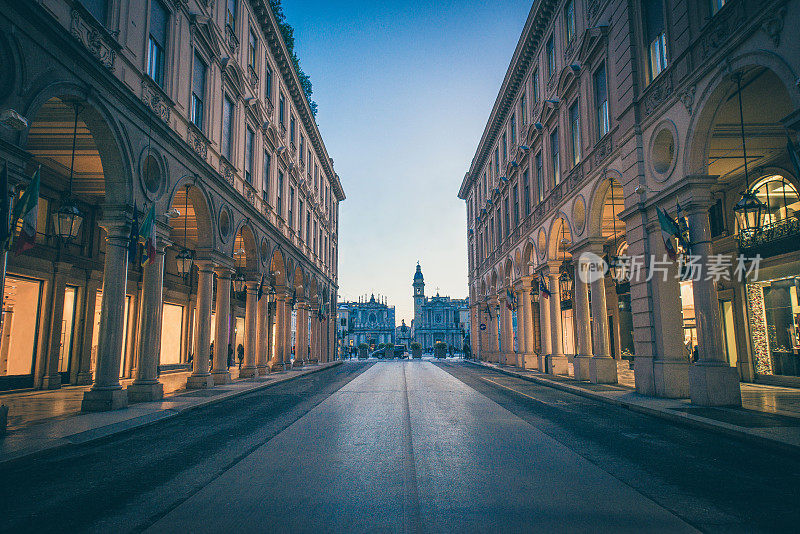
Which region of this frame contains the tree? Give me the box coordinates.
[269,0,318,116]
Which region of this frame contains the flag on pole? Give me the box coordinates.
[657,207,680,261]
[139,203,156,266]
[128,202,139,263]
[506,288,515,310]
[675,203,691,251]
[788,133,800,178]
[539,277,551,299]
[11,166,40,255]
[0,163,9,251]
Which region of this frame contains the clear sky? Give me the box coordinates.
[282,0,533,324]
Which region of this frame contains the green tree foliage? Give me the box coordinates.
[269,0,318,116]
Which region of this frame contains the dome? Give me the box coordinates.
[414,263,424,281]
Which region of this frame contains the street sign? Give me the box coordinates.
[480,323,487,330]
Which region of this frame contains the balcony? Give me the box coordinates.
[738,215,800,258]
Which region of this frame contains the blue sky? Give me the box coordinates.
[282,0,533,324]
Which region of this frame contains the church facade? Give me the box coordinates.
[411,264,469,351]
[338,295,396,350]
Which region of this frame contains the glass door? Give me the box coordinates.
[58,286,78,384]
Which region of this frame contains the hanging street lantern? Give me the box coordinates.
[55,200,83,241]
[232,272,246,294]
[734,190,766,232]
[559,261,573,300]
[530,277,539,303]
[176,247,194,278]
[732,72,767,235]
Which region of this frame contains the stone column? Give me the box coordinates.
[127,239,167,402]
[76,278,101,385]
[82,219,131,411]
[631,218,689,398]
[497,294,507,364]
[41,262,70,390]
[515,287,526,367]
[212,268,233,384]
[537,281,551,372]
[589,272,618,384]
[270,292,288,371]
[308,306,318,364]
[686,203,742,406]
[239,281,259,378]
[256,290,270,375]
[487,298,499,362]
[294,301,307,368]
[186,262,215,389]
[547,266,568,375]
[521,281,537,369]
[571,268,593,381]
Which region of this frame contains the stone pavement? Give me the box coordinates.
[469,359,800,453]
[0,362,341,466]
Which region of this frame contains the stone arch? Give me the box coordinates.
[547,214,574,262]
[587,170,625,240]
[23,86,132,207]
[503,257,514,288]
[167,177,215,251]
[490,270,499,296]
[685,52,800,177]
[232,222,258,273]
[522,239,537,274]
[292,265,305,297]
[270,248,287,289]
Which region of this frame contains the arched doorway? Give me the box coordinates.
[690,65,800,382]
[2,95,129,390]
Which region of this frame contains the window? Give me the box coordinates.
[523,169,531,215]
[279,93,286,126]
[244,126,254,183]
[564,0,575,45]
[191,52,206,129]
[510,112,517,146]
[265,63,273,101]
[513,185,519,227]
[225,0,236,29]
[306,212,311,242]
[290,115,296,145]
[569,101,581,166]
[546,35,555,78]
[536,151,544,202]
[496,213,501,245]
[263,151,271,203]
[277,171,284,217]
[644,0,668,83]
[298,199,304,238]
[551,129,560,185]
[504,197,510,236]
[520,91,527,125]
[248,31,257,71]
[494,148,499,178]
[710,0,727,15]
[502,132,508,164]
[80,0,107,24]
[222,96,234,161]
[288,187,294,228]
[594,63,609,139]
[313,220,318,252]
[300,135,305,164]
[147,0,168,87]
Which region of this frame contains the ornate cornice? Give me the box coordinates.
[459,0,558,199]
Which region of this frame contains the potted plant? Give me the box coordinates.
[434,341,447,359]
[384,342,394,359]
[411,342,422,359]
[358,343,369,359]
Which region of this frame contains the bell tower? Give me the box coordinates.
[413,262,425,325]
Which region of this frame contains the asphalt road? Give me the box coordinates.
[2,360,799,533]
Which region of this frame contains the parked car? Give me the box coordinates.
[394,345,407,358]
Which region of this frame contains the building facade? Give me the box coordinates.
[459,0,800,406]
[411,264,468,350]
[338,295,396,349]
[0,0,343,409]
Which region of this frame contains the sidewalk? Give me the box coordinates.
[467,360,800,454]
[0,361,342,466]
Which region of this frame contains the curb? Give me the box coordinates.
[464,360,800,456]
[0,361,343,469]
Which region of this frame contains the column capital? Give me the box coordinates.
[214,266,234,279]
[194,259,215,272]
[245,280,260,293]
[570,237,606,256]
